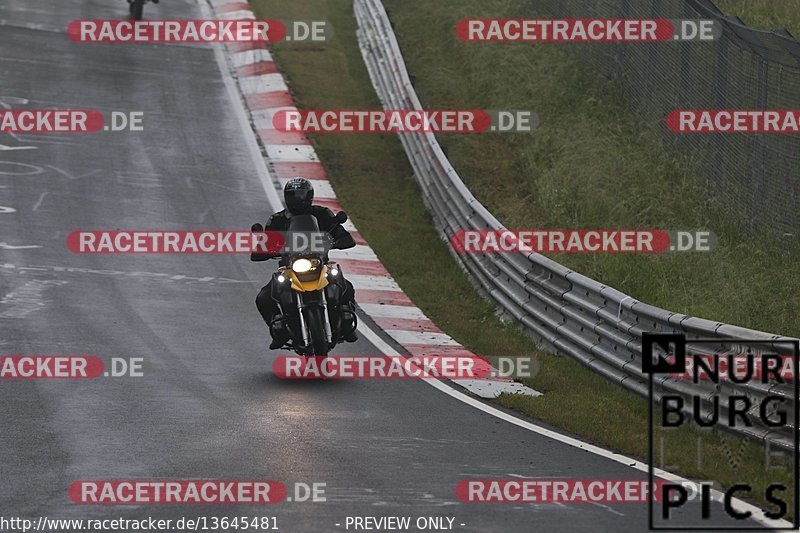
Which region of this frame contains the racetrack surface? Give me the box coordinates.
[0,1,776,531]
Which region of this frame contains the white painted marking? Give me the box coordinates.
[231,48,273,67]
[0,242,41,250]
[591,502,626,517]
[0,161,44,175]
[0,97,36,149]
[0,262,248,285]
[347,273,401,292]
[0,279,67,318]
[387,330,459,346]
[238,73,288,95]
[0,144,36,151]
[0,19,66,34]
[329,245,378,262]
[0,96,29,107]
[264,144,318,162]
[451,378,542,398]
[32,191,48,211]
[217,10,255,20]
[14,134,76,146]
[45,166,101,182]
[252,106,298,130]
[359,303,427,320]
[0,206,16,214]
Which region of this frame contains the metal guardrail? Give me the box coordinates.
[354,0,797,449]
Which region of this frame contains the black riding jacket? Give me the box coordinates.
[250,206,356,262]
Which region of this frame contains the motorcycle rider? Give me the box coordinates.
[252,177,358,349]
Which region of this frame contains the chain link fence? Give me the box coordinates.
[529,0,800,236]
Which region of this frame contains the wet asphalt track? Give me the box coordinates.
[0,1,781,531]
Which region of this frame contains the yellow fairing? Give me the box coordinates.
[283,265,330,292]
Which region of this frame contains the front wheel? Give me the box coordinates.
[303,306,329,357]
[130,0,144,20]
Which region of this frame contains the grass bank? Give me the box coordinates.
[384,0,799,338]
[714,0,800,36]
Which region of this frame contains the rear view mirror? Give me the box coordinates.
[335,211,348,224]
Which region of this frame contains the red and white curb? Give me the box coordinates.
[207,0,540,399]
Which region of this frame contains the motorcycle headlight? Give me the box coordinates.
[292,258,314,273]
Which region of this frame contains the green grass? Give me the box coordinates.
[714,0,800,36]
[249,0,794,515]
[384,0,800,339]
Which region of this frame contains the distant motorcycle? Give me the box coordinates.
[128,0,158,20]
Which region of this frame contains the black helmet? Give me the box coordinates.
[284,177,314,215]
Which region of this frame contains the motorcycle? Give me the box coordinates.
[253,212,357,358]
[128,0,158,20]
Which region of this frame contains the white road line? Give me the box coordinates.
[0,242,41,250]
[32,191,48,211]
[0,20,65,34]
